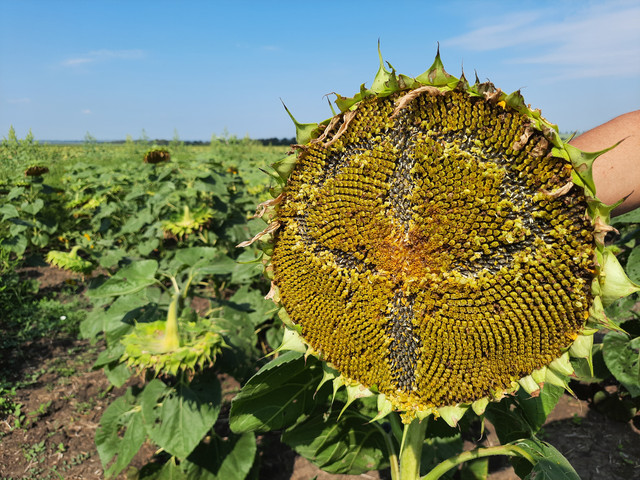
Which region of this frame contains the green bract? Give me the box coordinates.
[120,317,224,377]
[46,245,94,274]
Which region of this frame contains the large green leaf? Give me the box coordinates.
[515,384,564,433]
[282,409,387,475]
[172,246,214,264]
[626,246,640,283]
[612,207,640,224]
[485,397,532,444]
[603,331,640,397]
[95,388,146,479]
[140,374,222,459]
[182,432,257,479]
[571,343,610,383]
[213,316,260,382]
[94,342,132,387]
[226,284,275,327]
[604,292,639,324]
[80,289,162,341]
[89,260,158,298]
[21,198,44,215]
[0,203,19,221]
[230,250,264,284]
[172,246,236,276]
[421,435,463,480]
[196,256,237,275]
[118,209,156,235]
[484,385,563,446]
[229,351,327,433]
[511,438,580,480]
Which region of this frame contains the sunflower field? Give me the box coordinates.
[1,53,640,480]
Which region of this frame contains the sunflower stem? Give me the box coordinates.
[163,293,181,351]
[399,418,428,479]
[182,204,193,224]
[420,444,535,480]
[370,420,400,480]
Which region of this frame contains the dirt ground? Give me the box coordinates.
[1,267,639,479]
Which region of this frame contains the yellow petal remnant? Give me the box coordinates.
[246,49,638,419]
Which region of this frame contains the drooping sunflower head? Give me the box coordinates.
[162,205,213,239]
[143,147,171,164]
[246,49,640,423]
[25,165,49,177]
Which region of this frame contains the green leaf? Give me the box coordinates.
[511,438,580,480]
[118,209,156,234]
[0,204,19,221]
[604,291,639,324]
[21,198,44,215]
[612,206,640,224]
[174,246,219,267]
[282,409,387,475]
[140,375,222,459]
[98,249,127,269]
[227,284,275,327]
[89,260,158,298]
[571,343,610,383]
[516,383,564,434]
[213,316,260,382]
[152,458,187,480]
[421,434,463,479]
[183,432,257,479]
[93,342,132,387]
[137,238,160,256]
[229,351,327,433]
[603,332,640,397]
[172,247,236,276]
[484,385,562,445]
[627,246,640,284]
[103,361,132,388]
[461,458,488,480]
[80,289,161,341]
[231,250,264,284]
[1,234,27,255]
[95,388,146,478]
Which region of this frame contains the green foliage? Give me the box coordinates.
[586,209,640,401]
[3,134,638,479]
[0,139,286,478]
[139,375,221,459]
[282,408,389,474]
[0,261,88,354]
[229,351,328,433]
[603,332,640,397]
[81,242,270,477]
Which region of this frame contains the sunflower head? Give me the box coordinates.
[24,165,49,177]
[143,147,171,164]
[120,318,223,377]
[46,246,94,275]
[245,49,640,424]
[162,205,213,239]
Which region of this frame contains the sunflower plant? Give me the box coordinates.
[229,49,640,479]
[82,246,271,478]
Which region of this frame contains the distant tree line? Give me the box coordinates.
[101,137,296,146]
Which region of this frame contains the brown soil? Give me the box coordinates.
[1,266,639,479]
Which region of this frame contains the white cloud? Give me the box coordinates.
[82,109,92,114]
[61,49,145,67]
[443,1,640,80]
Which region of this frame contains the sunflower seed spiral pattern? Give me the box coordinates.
[271,89,594,410]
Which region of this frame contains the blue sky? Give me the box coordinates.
[1,0,639,141]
